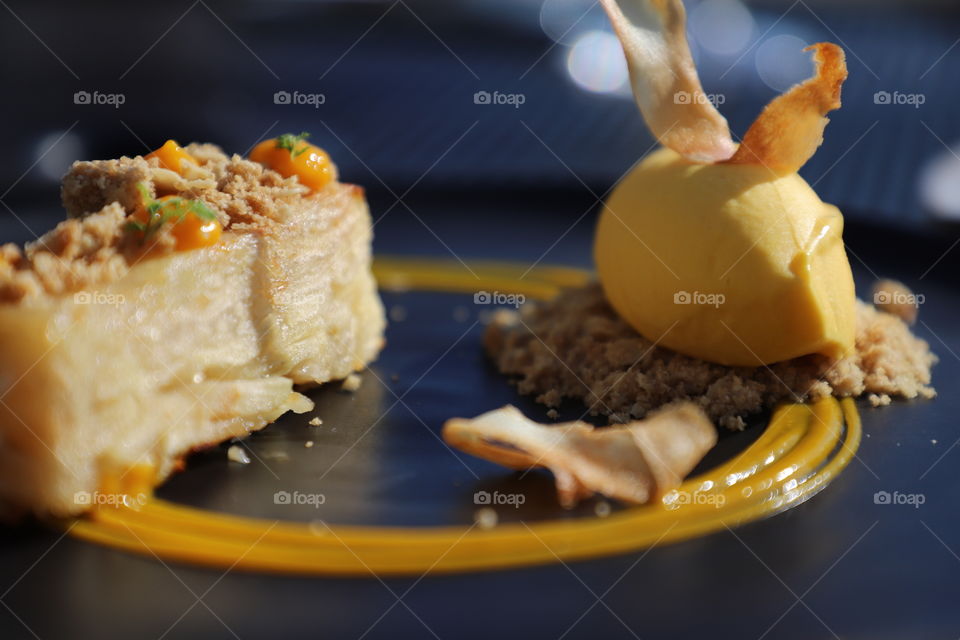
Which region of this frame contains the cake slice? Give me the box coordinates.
[0,139,384,517]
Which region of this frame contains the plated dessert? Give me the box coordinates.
[0,135,384,517]
[445,0,936,504]
[0,0,940,581]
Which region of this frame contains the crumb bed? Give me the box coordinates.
[485,284,937,430]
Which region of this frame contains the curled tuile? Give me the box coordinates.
[443,403,717,508]
[726,43,847,173]
[600,0,737,163]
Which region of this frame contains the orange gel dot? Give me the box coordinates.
[249,137,337,191]
[129,194,221,252]
[170,209,221,251]
[145,140,197,175]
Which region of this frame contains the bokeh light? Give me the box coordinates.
[690,0,755,57]
[566,30,629,94]
[919,146,960,221]
[34,130,85,183]
[755,34,811,92]
[540,0,606,47]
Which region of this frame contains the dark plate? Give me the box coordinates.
[1,196,958,640]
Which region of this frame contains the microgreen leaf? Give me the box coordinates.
[275,132,311,158]
[136,182,152,202]
[188,200,218,221]
[127,182,218,245]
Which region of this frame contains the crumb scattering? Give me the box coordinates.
[389,305,407,322]
[341,373,362,392]
[305,441,314,448]
[227,445,250,464]
[485,283,937,429]
[309,417,323,427]
[474,507,498,530]
[868,393,892,407]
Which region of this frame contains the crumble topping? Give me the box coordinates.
[1,143,318,304]
[0,204,129,303]
[485,283,937,430]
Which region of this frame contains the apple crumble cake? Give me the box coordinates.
[0,139,384,517]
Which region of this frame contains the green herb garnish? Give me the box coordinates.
[127,183,217,243]
[275,132,311,158]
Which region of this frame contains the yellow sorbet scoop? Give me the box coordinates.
[593,17,855,367]
[595,146,855,366]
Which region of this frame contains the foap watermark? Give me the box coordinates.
[874,290,924,308]
[274,90,326,108]
[74,90,125,109]
[274,490,326,508]
[673,90,725,107]
[473,90,526,109]
[474,490,525,509]
[662,489,726,509]
[874,490,925,508]
[873,91,925,108]
[674,290,725,308]
[74,490,147,508]
[474,290,525,308]
[74,291,126,307]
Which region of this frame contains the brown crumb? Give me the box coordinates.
[485,283,937,430]
[227,445,250,464]
[474,507,498,529]
[389,305,407,322]
[341,373,362,392]
[0,204,130,303]
[868,393,892,407]
[546,409,559,420]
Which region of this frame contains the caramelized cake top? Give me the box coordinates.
[0,143,350,304]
